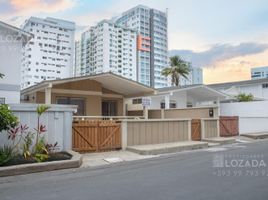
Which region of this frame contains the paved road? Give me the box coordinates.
[1,141,268,200]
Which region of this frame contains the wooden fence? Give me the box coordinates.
[191,119,201,141]
[122,119,191,147]
[72,120,121,152]
[220,116,239,137]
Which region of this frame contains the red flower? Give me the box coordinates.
[8,127,19,140]
[39,125,47,133]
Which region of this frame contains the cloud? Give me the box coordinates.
[169,43,268,67]
[9,0,75,14]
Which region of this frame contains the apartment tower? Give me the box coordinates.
[21,17,75,89]
[116,5,168,88]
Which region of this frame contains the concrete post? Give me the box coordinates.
[161,109,165,119]
[121,121,128,150]
[165,95,170,109]
[201,119,205,139]
[45,86,52,104]
[187,120,192,141]
[143,106,148,119]
[217,118,220,137]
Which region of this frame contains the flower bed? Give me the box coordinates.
[1,151,72,167]
[0,105,73,167]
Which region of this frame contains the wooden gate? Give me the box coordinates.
[191,119,201,141]
[72,120,121,152]
[220,116,239,137]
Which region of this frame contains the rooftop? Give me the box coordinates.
[208,78,268,88]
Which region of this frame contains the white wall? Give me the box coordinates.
[0,26,22,103]
[0,104,77,151]
[220,101,268,134]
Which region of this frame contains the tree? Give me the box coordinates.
[161,56,191,86]
[236,93,254,102]
[0,73,4,79]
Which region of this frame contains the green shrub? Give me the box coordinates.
[0,104,18,132]
[236,93,254,102]
[0,145,13,165]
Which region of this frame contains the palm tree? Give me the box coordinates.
[0,73,4,79]
[161,56,191,86]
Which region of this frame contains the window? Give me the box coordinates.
[56,97,85,116]
[0,98,5,104]
[160,100,177,109]
[132,98,142,104]
[262,83,268,88]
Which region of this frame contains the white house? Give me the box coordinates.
[0,21,32,104]
[209,78,268,100]
[126,84,227,111]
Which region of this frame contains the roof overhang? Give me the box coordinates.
[157,85,228,101]
[21,73,156,97]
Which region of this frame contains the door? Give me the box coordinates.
[102,101,117,116]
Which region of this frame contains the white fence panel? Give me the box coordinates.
[220,101,268,134]
[0,104,77,150]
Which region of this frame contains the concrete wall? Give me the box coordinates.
[0,104,77,151]
[0,26,22,103]
[202,119,219,138]
[220,101,268,134]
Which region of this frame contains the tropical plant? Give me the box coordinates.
[0,145,13,165]
[236,93,254,102]
[0,73,4,79]
[4,105,52,163]
[0,104,18,132]
[161,56,191,86]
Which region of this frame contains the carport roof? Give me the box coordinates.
[21,72,156,97]
[157,85,228,101]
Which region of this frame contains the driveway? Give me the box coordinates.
[0,140,268,200]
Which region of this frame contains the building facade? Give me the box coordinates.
[78,20,137,81]
[0,21,32,104]
[74,40,82,76]
[116,5,168,88]
[21,17,75,89]
[180,67,203,86]
[251,66,268,80]
[209,78,268,100]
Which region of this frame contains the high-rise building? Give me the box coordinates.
[74,40,82,76]
[177,67,203,86]
[21,17,75,89]
[116,5,168,88]
[251,66,268,80]
[79,20,137,81]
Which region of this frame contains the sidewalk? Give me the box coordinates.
[81,150,158,168]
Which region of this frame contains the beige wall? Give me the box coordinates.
[148,110,162,119]
[203,119,219,138]
[157,107,218,119]
[53,79,102,92]
[126,119,190,146]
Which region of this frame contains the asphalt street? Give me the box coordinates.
[1,140,268,200]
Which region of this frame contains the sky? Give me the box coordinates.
[1,0,268,84]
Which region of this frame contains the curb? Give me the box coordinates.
[0,150,82,177]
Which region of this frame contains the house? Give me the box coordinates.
[126,84,227,119]
[21,72,155,116]
[209,78,268,100]
[0,21,32,104]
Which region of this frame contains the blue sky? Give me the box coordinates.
[1,0,268,83]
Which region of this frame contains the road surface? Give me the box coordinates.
[1,140,268,200]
